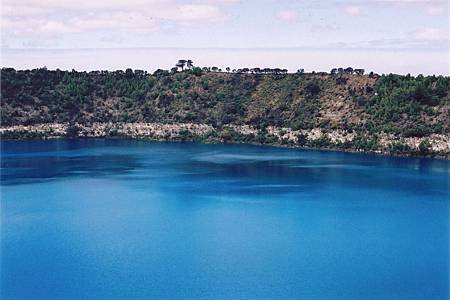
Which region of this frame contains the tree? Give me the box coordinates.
[125,68,134,78]
[153,69,169,77]
[414,82,432,105]
[418,139,431,155]
[191,67,202,76]
[176,59,187,70]
[186,59,194,69]
[305,82,321,96]
[296,133,308,146]
[226,67,231,72]
[434,76,449,97]
[66,123,80,137]
[336,77,348,85]
[252,68,261,74]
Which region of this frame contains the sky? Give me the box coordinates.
[1,0,449,74]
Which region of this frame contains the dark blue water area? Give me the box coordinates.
[1,139,449,300]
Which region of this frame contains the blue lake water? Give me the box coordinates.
[1,139,449,300]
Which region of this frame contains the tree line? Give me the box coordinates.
[172,59,370,76]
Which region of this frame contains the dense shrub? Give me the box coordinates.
[1,68,448,148]
[367,74,449,135]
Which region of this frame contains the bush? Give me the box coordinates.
[305,82,321,96]
[418,139,432,155]
[389,142,411,154]
[66,123,80,137]
[191,67,203,76]
[402,125,431,138]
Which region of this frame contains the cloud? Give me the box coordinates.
[414,28,450,41]
[1,0,233,38]
[344,5,362,16]
[40,21,77,34]
[194,0,240,4]
[377,0,442,3]
[70,13,159,33]
[345,0,448,13]
[2,0,170,11]
[1,5,51,17]
[424,5,446,15]
[339,0,447,16]
[311,24,340,32]
[175,4,227,24]
[275,10,299,21]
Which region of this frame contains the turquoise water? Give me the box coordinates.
[1,139,449,299]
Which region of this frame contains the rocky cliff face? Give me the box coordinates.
[1,122,449,159]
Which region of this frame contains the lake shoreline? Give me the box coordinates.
[1,122,449,160]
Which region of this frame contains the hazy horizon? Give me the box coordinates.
[2,0,449,75]
[2,47,449,75]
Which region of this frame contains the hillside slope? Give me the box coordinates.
[1,68,449,157]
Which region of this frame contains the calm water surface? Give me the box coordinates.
[1,139,449,299]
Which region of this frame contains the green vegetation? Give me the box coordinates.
[418,139,432,156]
[366,73,449,137]
[1,67,449,157]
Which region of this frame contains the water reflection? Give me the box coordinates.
[1,154,142,185]
[1,140,449,199]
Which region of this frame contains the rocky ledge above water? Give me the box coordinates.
[1,122,449,159]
